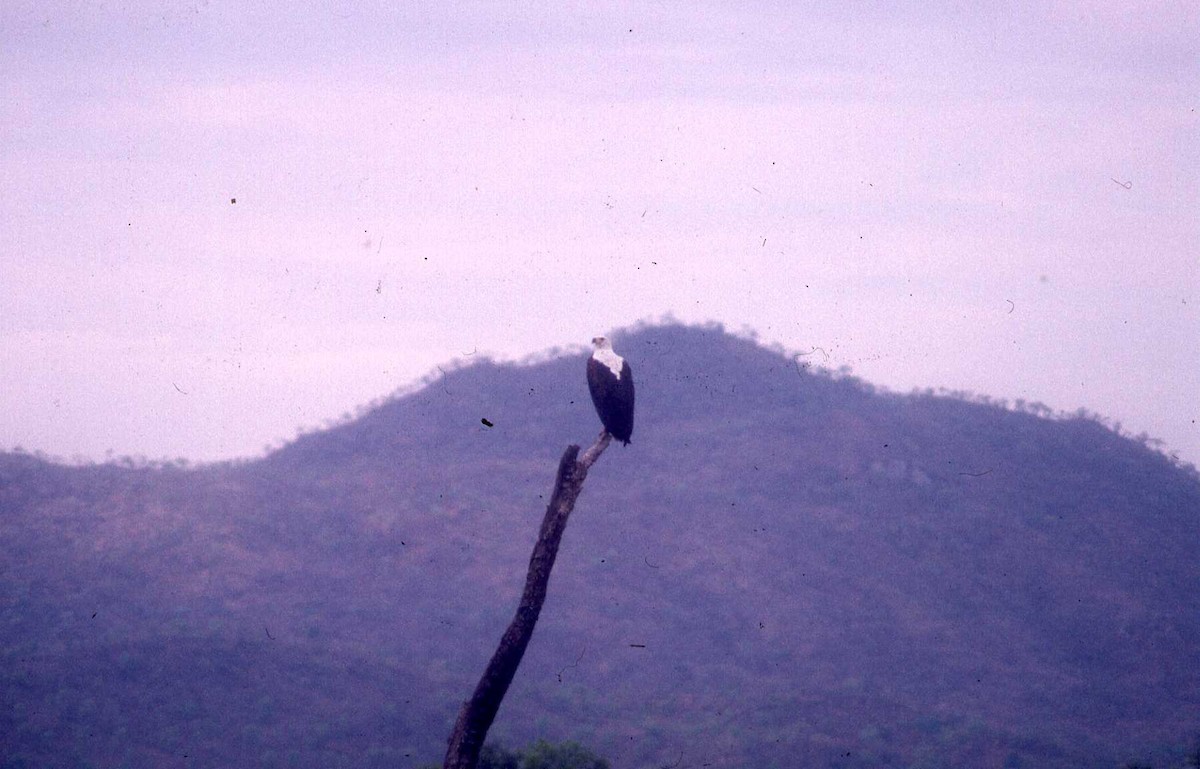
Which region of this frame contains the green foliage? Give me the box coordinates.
[419,741,606,769]
[520,739,609,769]
[478,743,521,769]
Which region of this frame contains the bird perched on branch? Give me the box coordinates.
[586,336,635,445]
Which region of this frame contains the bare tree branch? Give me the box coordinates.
[443,431,613,769]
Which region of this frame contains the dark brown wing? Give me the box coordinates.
[612,360,634,444]
[586,357,613,422]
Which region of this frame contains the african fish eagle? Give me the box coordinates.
[587,336,635,445]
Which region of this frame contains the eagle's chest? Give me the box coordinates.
[591,349,625,378]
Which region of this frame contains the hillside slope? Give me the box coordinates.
[2,323,1198,768]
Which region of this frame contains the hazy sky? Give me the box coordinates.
[2,2,1197,464]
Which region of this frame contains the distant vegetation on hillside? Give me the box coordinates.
[2,322,1198,769]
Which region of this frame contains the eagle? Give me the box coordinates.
[587,336,635,445]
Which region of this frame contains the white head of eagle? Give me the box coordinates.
[587,336,635,445]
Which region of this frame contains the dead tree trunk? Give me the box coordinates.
[443,433,613,769]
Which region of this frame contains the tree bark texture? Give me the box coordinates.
[443,432,613,769]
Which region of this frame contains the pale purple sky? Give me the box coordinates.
[2,2,1197,464]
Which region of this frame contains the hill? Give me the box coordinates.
[2,323,1199,768]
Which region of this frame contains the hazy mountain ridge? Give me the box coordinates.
[2,323,1198,768]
